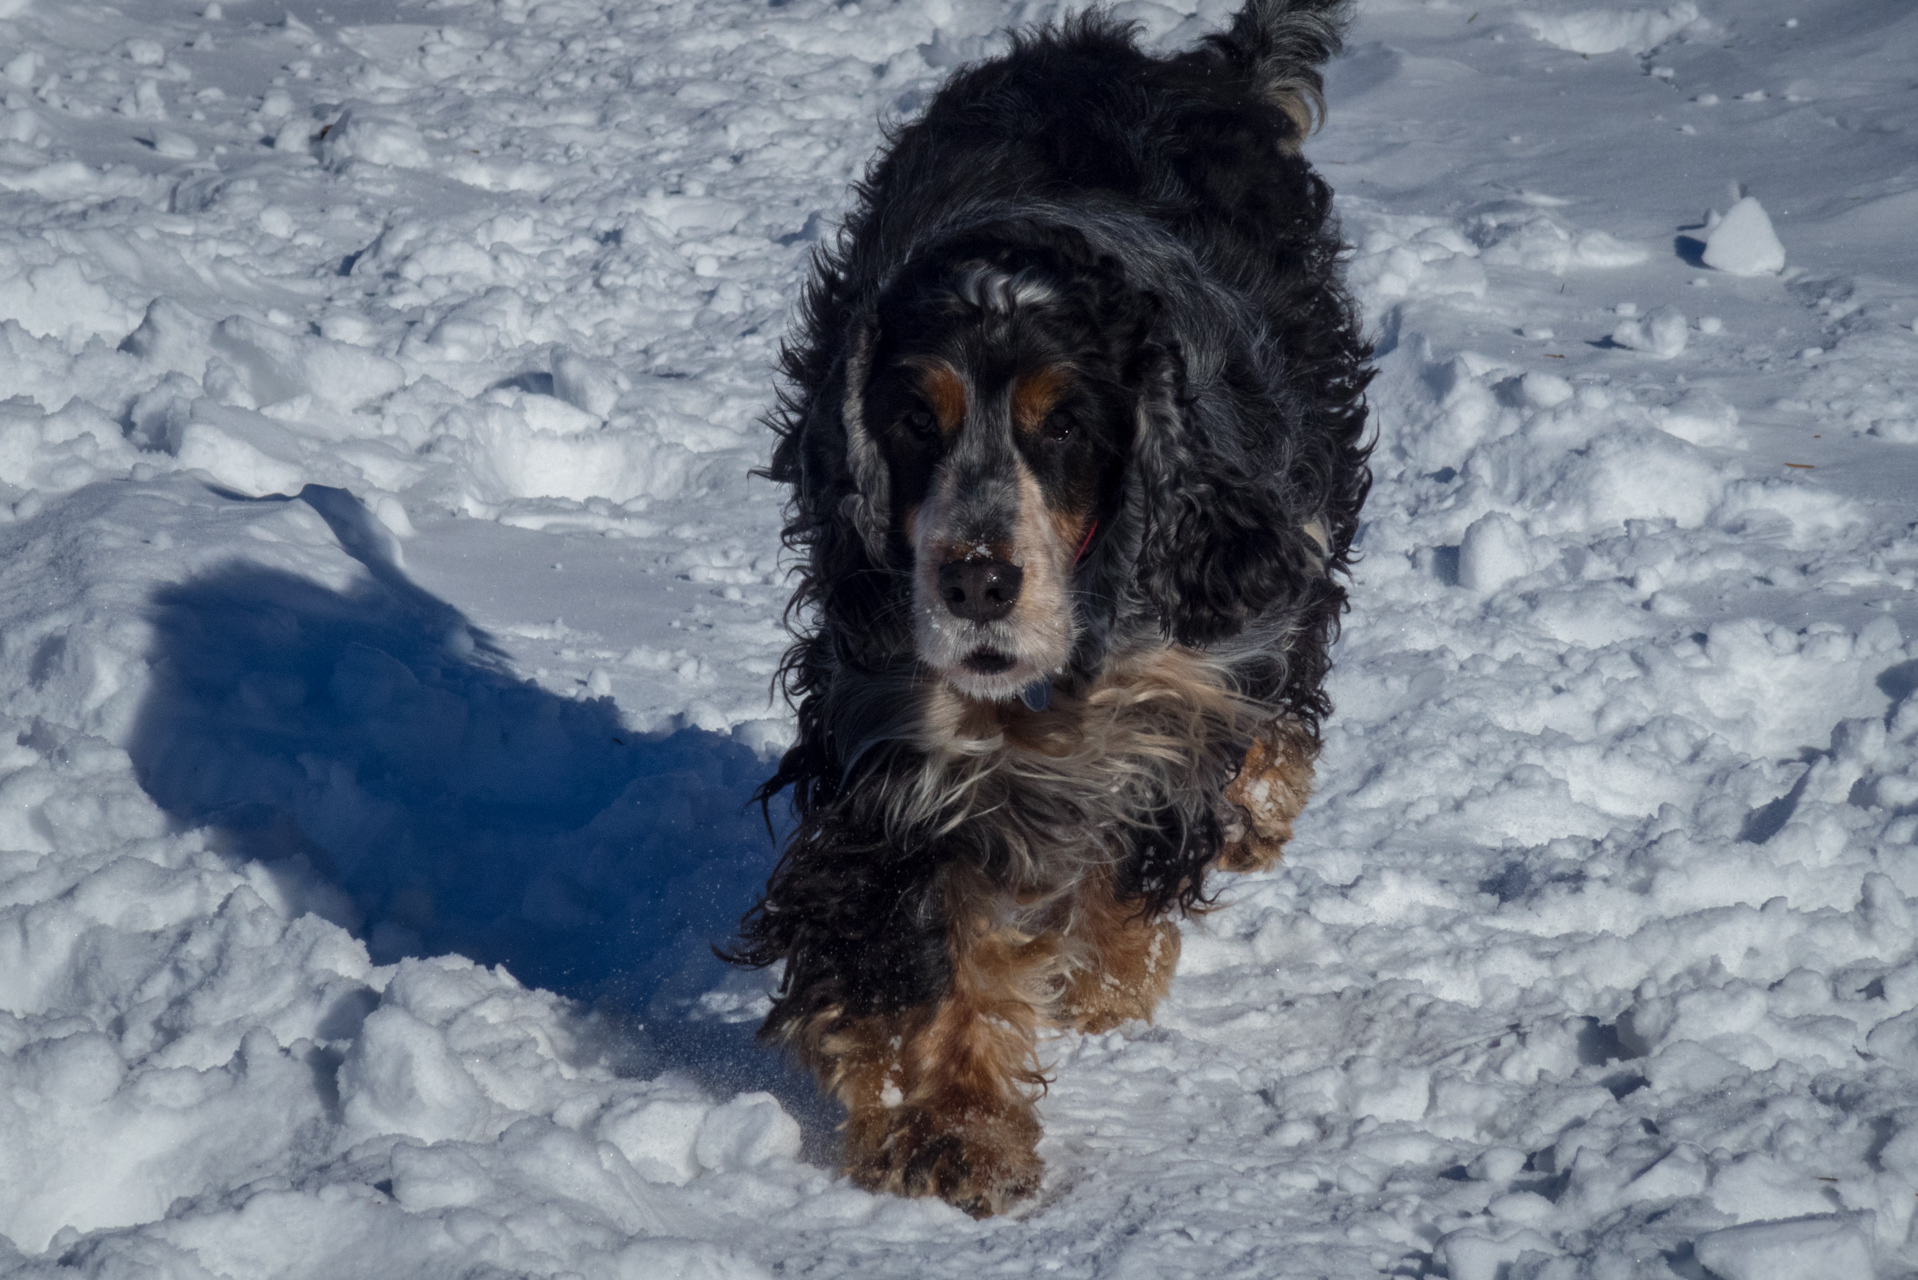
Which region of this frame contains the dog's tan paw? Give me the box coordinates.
[1219,720,1317,873]
[846,1104,1043,1217]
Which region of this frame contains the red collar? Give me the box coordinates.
[1074,519,1098,566]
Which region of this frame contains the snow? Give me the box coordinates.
[1516,2,1700,56]
[1610,304,1689,358]
[1693,1214,1875,1280]
[1,0,1917,1276]
[1704,197,1789,278]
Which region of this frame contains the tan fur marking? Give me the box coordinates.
[1263,81,1325,151]
[822,878,1051,1217]
[815,861,1192,1213]
[1010,365,1069,435]
[918,362,967,435]
[1057,870,1181,1034]
[1217,717,1318,872]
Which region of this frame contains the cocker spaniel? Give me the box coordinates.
[728,0,1373,1216]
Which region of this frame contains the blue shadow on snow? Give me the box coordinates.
[126,487,788,1056]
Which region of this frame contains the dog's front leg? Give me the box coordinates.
[1057,870,1182,1034]
[809,910,1049,1217]
[1217,717,1318,872]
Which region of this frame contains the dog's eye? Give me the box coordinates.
[1041,411,1073,443]
[903,408,937,438]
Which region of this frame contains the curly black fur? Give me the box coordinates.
[728,0,1373,1040]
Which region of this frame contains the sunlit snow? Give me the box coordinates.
[3,0,1918,1276]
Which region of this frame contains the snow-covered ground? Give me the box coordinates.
[3,0,1917,1274]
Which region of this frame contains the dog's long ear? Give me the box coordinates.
[833,318,891,563]
[1130,338,1326,648]
[791,314,890,564]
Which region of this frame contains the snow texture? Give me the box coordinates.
[2,0,1918,1276]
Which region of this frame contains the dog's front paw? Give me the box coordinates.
[1218,720,1317,872]
[846,1102,1043,1217]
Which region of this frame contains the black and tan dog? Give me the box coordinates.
[727,0,1372,1216]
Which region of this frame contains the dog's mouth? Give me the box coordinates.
[935,645,1044,702]
[962,649,1017,676]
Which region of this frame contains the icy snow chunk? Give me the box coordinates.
[694,1092,802,1173]
[1472,209,1647,273]
[1518,2,1699,55]
[0,256,139,349]
[452,394,696,505]
[598,1095,710,1184]
[1656,388,1741,447]
[209,315,405,414]
[445,155,555,193]
[121,296,214,371]
[148,129,199,160]
[1713,478,1862,542]
[321,108,433,171]
[0,397,143,495]
[1612,306,1689,358]
[117,80,167,121]
[387,1143,492,1212]
[1704,197,1787,276]
[551,349,625,421]
[1468,1146,1528,1182]
[1458,511,1547,592]
[1435,1226,1558,1280]
[1348,219,1487,301]
[338,1005,489,1144]
[371,492,414,538]
[634,189,747,237]
[1864,1007,1918,1066]
[119,39,167,67]
[1626,1143,1708,1200]
[3,51,40,86]
[169,403,307,498]
[1692,1214,1873,1280]
[1512,371,1574,409]
[1487,1190,1553,1223]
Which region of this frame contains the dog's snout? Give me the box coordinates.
[938,558,1023,622]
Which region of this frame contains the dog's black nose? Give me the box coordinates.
[938,559,1023,622]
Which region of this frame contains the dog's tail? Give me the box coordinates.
[1200,0,1353,138]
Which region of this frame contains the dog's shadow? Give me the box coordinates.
[126,486,833,1143]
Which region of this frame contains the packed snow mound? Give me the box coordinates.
[1612,304,1689,357]
[1516,2,1700,55]
[1705,196,1789,277]
[1693,1214,1875,1280]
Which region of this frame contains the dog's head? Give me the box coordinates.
[819,231,1324,705]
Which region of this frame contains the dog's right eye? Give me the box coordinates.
[903,408,937,438]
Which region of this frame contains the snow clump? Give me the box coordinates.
[1692,1214,1875,1280]
[1517,2,1700,55]
[1612,305,1689,358]
[1704,196,1788,276]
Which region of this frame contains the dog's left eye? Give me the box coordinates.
[903,408,937,438]
[1041,411,1073,443]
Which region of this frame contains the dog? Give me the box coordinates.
[725,0,1372,1216]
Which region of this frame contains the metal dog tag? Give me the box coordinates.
[1020,680,1051,712]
